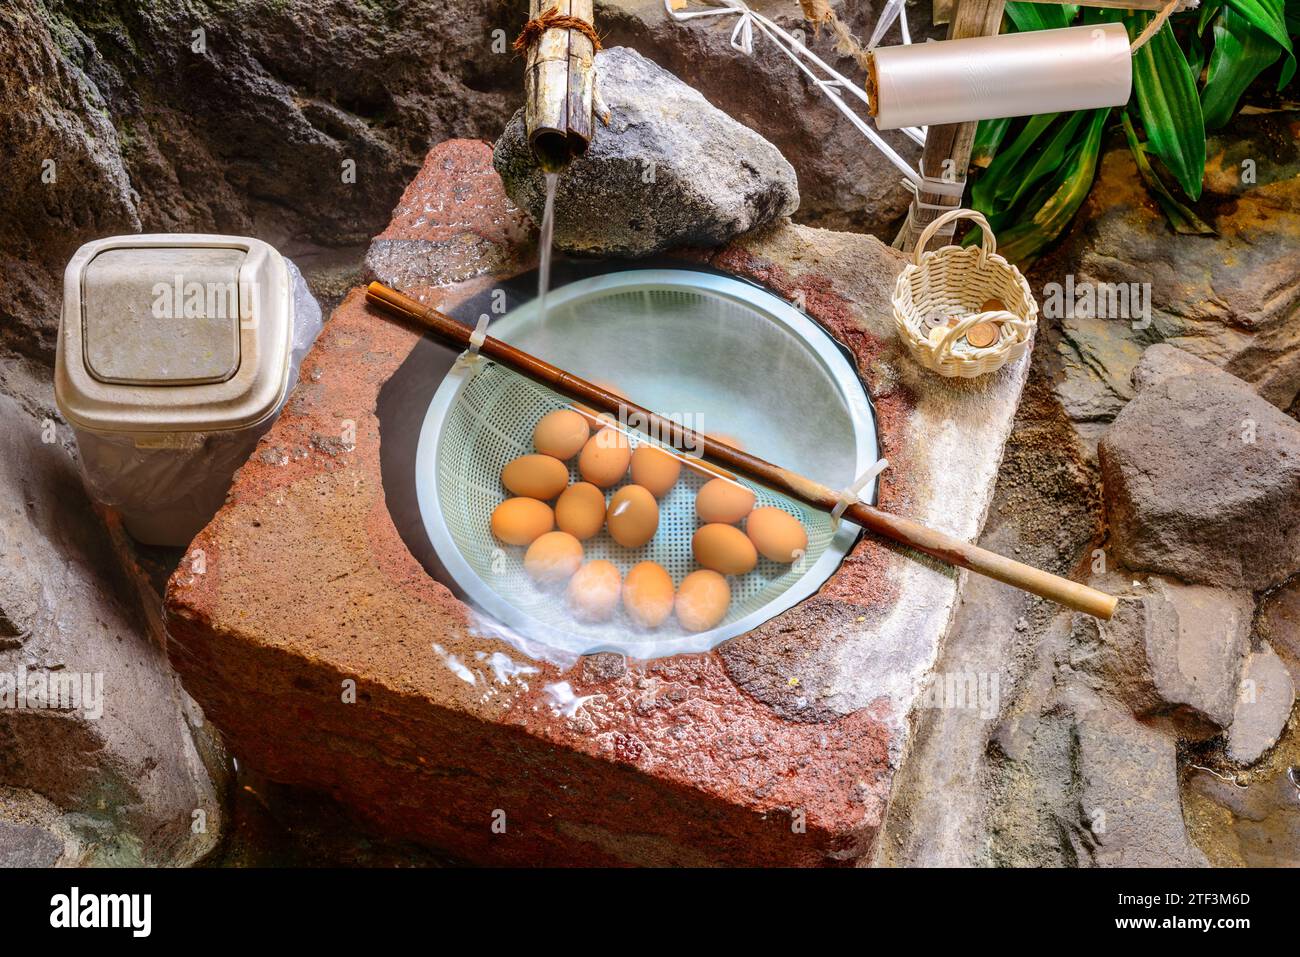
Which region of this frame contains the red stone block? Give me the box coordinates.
[165,139,1028,865]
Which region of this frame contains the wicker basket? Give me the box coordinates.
[893,208,1037,378]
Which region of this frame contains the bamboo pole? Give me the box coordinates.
[365,281,1118,620]
[522,0,596,170]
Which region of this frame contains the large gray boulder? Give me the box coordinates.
[1029,113,1300,429]
[1226,645,1295,766]
[1130,342,1235,392]
[0,389,223,865]
[596,0,929,238]
[1258,576,1300,680]
[1099,354,1300,589]
[1065,687,1207,867]
[493,46,800,257]
[0,0,522,367]
[1072,577,1252,733]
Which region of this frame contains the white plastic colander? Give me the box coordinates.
[415,270,879,658]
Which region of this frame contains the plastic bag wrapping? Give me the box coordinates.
[73,258,325,547]
[284,258,324,384]
[869,23,1132,129]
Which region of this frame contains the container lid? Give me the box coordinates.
[82,247,244,385]
[55,235,294,434]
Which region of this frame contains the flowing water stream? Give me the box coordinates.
[536,172,558,322]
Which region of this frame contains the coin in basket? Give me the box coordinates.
[965,322,999,349]
[981,297,1006,313]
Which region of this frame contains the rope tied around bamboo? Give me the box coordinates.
[513,6,603,54]
[1130,0,1185,52]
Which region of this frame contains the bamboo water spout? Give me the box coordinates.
[519,0,598,170]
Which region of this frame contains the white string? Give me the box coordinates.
[665,0,929,178]
[868,0,910,49]
[905,157,966,198]
[897,171,965,244]
[831,457,889,527]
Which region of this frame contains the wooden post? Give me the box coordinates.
[894,0,1006,253]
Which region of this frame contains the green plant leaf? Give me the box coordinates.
[1202,7,1284,127]
[972,117,1012,167]
[1222,0,1295,85]
[1005,1,1075,31]
[1187,1,1224,77]
[1199,0,1227,34]
[1084,5,1124,27]
[993,109,1110,265]
[1001,111,1090,210]
[1186,25,1208,79]
[1121,112,1217,235]
[1130,13,1206,199]
[971,112,1060,210]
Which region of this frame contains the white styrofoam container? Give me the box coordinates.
[55,234,321,546]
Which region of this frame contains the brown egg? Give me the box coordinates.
[605,485,659,548]
[566,560,622,622]
[695,477,756,524]
[746,507,808,563]
[501,453,568,500]
[490,497,553,546]
[523,531,584,585]
[675,569,730,633]
[575,380,627,431]
[623,561,675,628]
[692,523,758,576]
[629,445,682,498]
[533,409,590,461]
[578,427,631,488]
[554,482,606,540]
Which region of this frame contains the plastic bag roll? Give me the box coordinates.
[867,23,1132,130]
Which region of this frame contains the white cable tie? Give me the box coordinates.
[469,313,489,353]
[454,313,491,372]
[898,161,967,242]
[831,458,889,527]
